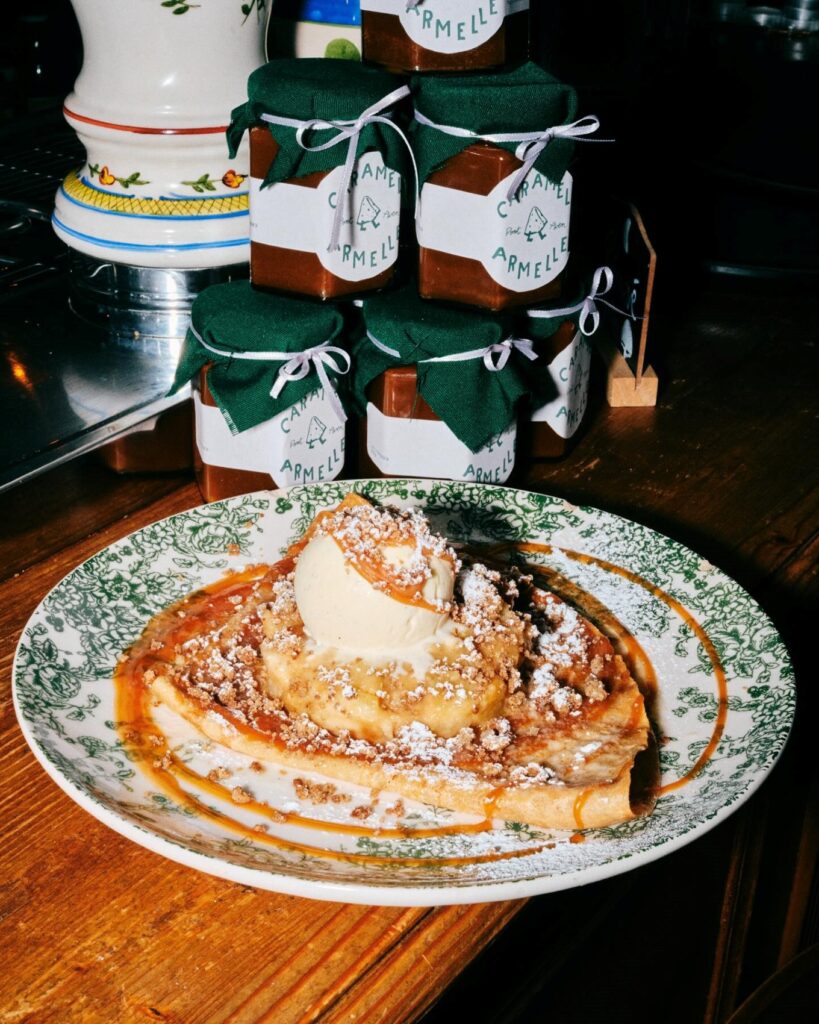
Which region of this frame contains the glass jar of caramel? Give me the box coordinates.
[170,281,350,502]
[227,59,410,300]
[410,64,593,312]
[361,1,529,74]
[353,287,534,483]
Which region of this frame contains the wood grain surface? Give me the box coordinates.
[1,282,816,1023]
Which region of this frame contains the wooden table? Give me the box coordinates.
[1,281,816,1023]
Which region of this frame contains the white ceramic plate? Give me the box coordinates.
[13,480,794,906]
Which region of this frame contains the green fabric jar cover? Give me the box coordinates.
[354,287,536,453]
[171,281,348,434]
[227,58,409,190]
[410,63,580,187]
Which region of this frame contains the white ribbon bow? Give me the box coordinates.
[413,110,607,201]
[421,337,538,372]
[527,265,617,337]
[507,116,602,200]
[190,328,351,423]
[269,344,351,423]
[262,85,417,253]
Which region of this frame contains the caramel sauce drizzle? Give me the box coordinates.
[513,541,728,796]
[570,789,594,843]
[112,529,686,866]
[116,665,526,869]
[114,561,524,868]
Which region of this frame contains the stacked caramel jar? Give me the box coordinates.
[356,3,608,481]
[172,4,610,499]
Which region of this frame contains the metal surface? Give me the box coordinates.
[68,254,247,340]
[0,271,193,493]
[0,116,216,493]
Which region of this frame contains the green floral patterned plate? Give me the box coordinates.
[13,480,795,906]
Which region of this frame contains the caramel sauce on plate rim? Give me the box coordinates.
[114,536,727,865]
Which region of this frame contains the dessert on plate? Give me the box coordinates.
[141,494,656,830]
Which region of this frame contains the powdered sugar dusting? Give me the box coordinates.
[148,502,646,826]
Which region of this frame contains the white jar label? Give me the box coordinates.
[366,403,515,483]
[195,388,346,486]
[418,169,572,292]
[362,0,529,54]
[531,331,591,439]
[250,151,401,282]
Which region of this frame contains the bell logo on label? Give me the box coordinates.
[489,170,571,287]
[525,207,548,242]
[195,389,346,487]
[320,153,401,280]
[306,416,328,449]
[357,196,382,231]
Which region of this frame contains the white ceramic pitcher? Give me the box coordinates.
[53,0,267,268]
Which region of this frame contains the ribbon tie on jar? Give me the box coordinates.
[268,344,351,422]
[420,337,538,371]
[413,110,608,202]
[190,328,351,423]
[527,266,626,336]
[505,116,602,201]
[261,85,418,253]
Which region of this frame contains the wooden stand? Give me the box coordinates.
[599,336,659,407]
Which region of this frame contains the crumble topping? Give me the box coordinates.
[314,503,460,608]
[293,777,349,805]
[151,530,632,791]
[479,717,513,753]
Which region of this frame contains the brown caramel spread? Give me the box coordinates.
[362,9,528,73]
[193,366,277,503]
[249,127,396,300]
[418,143,564,311]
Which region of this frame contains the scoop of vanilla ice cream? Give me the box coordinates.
[294,533,454,651]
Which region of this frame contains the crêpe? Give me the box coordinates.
[144,500,656,830]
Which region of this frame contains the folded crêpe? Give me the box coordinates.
[150,494,657,830]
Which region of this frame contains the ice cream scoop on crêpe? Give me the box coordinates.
[261,495,527,742]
